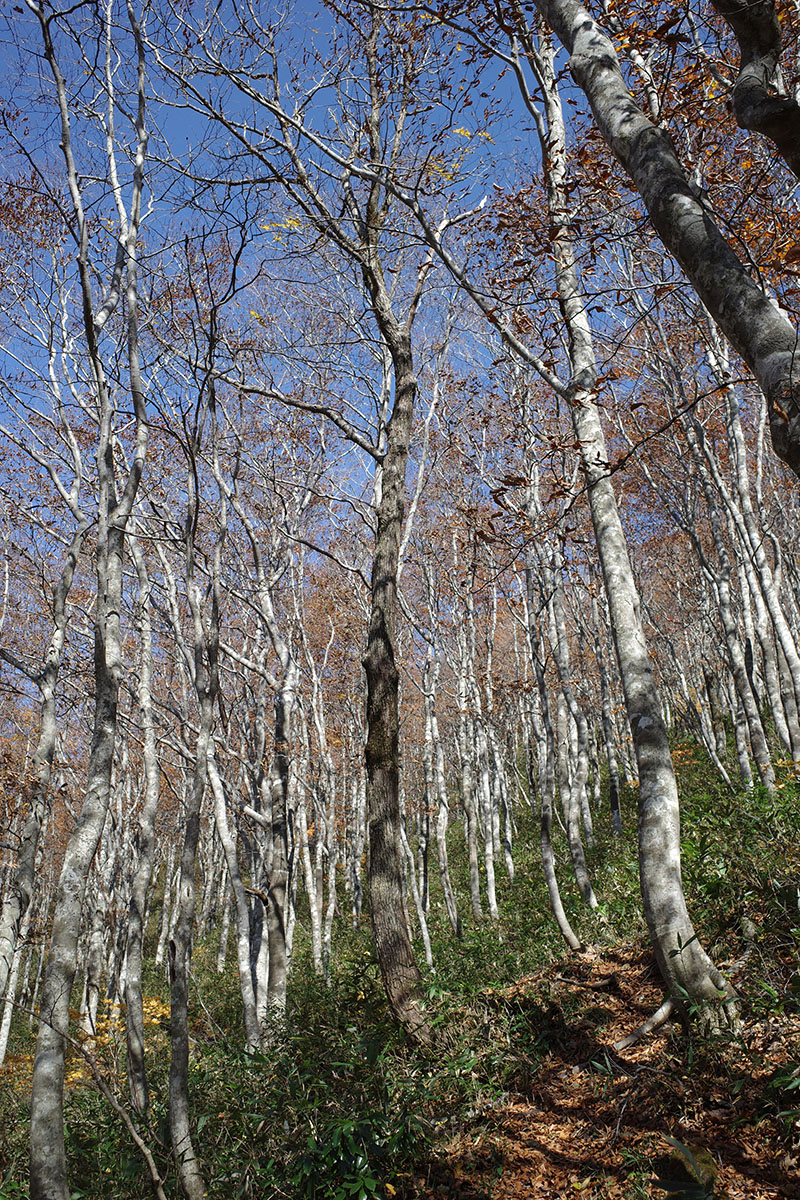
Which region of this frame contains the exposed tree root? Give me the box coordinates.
[613,998,675,1051]
[553,972,621,994]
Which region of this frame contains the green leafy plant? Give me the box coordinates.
[290,1110,426,1200]
[758,1061,800,1131]
[652,1137,718,1199]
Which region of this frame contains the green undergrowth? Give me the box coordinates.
[1,741,798,1198]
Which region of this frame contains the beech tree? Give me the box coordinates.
[530,0,800,477]
[3,4,800,1195]
[5,3,152,1197]
[377,3,737,1018]
[148,0,495,1038]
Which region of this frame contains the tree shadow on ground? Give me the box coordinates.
[414,949,799,1200]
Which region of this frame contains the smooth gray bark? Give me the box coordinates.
[514,18,733,1015]
[215,885,231,973]
[28,3,149,1190]
[548,568,597,907]
[675,418,776,790]
[168,686,211,1200]
[155,847,175,970]
[0,901,33,1067]
[536,0,800,478]
[423,653,461,936]
[455,640,483,922]
[522,530,582,952]
[207,749,260,1049]
[710,0,800,179]
[0,523,87,1004]
[167,546,212,1200]
[594,600,622,835]
[265,689,293,1024]
[31,539,134,1200]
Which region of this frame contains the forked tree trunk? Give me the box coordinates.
[709,0,800,180]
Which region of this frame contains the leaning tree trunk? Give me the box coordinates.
[574,388,735,1017]
[535,0,800,479]
[709,0,800,180]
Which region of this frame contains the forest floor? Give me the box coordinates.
[411,945,800,1200]
[3,939,798,1199]
[2,764,799,1200]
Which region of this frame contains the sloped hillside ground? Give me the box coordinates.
[1,752,799,1199]
[412,945,800,1200]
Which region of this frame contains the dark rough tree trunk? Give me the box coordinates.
[265,690,292,1023]
[363,327,429,1040]
[124,535,161,1118]
[162,0,437,1041]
